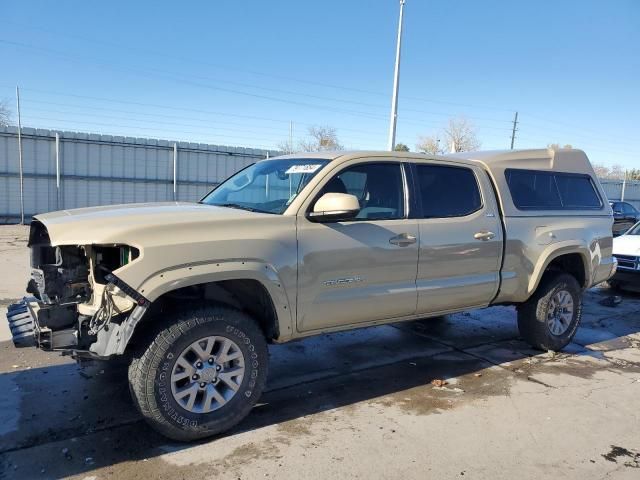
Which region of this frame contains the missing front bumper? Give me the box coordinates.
[5,297,79,350]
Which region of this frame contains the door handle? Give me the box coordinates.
[474,231,495,241]
[389,233,417,246]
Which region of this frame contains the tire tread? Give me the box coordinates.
[128,305,268,441]
[517,272,582,351]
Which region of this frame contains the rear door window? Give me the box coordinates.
[415,164,482,218]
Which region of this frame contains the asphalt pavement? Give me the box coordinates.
[0,225,639,479]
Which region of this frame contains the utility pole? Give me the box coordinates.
[387,0,406,151]
[510,111,519,150]
[55,132,61,210]
[173,143,178,201]
[289,121,294,153]
[621,170,627,201]
[16,86,24,225]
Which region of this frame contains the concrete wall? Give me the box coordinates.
[0,126,279,223]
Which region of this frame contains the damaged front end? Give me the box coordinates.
[5,220,148,359]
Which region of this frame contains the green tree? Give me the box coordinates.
[393,143,410,152]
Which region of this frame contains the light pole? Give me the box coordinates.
[387,0,405,151]
[16,85,24,225]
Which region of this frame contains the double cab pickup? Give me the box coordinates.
[7,148,616,440]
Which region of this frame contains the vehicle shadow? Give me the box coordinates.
[0,286,639,478]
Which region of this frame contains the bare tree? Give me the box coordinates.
[0,100,11,126]
[443,117,481,153]
[416,135,444,155]
[299,126,343,152]
[416,117,480,154]
[276,140,294,154]
[592,164,627,180]
[592,164,611,179]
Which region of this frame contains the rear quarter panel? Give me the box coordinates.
[496,215,614,303]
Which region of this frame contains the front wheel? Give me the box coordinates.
[128,306,268,441]
[517,273,583,351]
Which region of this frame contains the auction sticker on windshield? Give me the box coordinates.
[285,164,322,174]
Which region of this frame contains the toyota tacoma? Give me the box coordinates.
[6,148,617,440]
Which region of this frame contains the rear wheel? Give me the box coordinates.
[517,273,582,351]
[128,305,268,441]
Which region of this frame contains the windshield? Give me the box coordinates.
[201,158,330,214]
[626,222,640,235]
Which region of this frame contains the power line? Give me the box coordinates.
[18,97,387,138]
[514,134,636,158]
[2,84,508,135]
[20,106,386,144]
[3,38,632,154]
[0,39,514,127]
[19,117,281,150]
[2,19,518,113]
[21,105,291,135]
[0,40,391,121]
[518,116,638,149]
[21,116,281,143]
[7,85,631,156]
[21,111,288,139]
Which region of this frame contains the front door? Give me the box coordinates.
[296,161,419,332]
[412,162,502,314]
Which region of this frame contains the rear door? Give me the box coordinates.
[412,161,502,314]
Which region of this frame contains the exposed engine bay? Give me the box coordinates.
[8,220,145,356]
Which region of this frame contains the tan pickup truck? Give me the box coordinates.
[6,148,616,440]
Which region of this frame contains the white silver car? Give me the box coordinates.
[611,222,640,290]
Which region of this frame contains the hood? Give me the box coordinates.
[613,234,640,256]
[34,202,268,246]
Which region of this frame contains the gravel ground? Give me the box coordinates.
[0,225,639,480]
[0,225,30,342]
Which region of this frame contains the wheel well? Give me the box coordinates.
[127,279,279,352]
[544,253,586,288]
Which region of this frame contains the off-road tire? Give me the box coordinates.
[517,273,583,351]
[128,306,268,441]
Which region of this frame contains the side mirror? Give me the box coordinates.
[308,193,360,222]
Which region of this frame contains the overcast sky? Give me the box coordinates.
[1,0,638,168]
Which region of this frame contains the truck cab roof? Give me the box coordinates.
[274,148,607,218]
[275,147,593,176]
